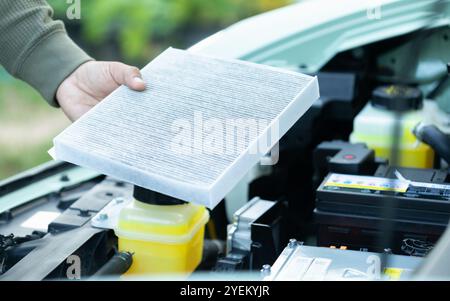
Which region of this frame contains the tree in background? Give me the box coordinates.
[47,0,293,64]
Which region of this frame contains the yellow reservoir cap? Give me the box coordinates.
[115,200,209,276]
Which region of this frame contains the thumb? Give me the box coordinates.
[108,62,146,91]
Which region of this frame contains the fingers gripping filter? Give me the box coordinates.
[52,48,320,208]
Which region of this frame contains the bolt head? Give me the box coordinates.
[288,238,297,248]
[98,213,108,221]
[114,197,125,204]
[261,264,271,277]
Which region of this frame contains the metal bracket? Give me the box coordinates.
[91,197,132,230]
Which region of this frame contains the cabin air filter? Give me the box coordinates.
[51,48,319,208]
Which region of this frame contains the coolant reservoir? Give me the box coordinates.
[115,187,209,276]
[350,85,434,168]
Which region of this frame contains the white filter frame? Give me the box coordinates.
[52,48,319,208]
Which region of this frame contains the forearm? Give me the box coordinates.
[0,0,93,106]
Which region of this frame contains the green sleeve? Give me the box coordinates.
[0,0,93,107]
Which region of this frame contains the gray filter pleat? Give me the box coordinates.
[52,48,319,208]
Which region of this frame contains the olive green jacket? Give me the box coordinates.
[0,0,92,106]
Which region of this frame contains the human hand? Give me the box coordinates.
[56,61,146,121]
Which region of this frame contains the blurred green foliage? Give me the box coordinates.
[47,0,293,62]
[0,70,69,179]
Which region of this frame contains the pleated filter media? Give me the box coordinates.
[52,48,319,208]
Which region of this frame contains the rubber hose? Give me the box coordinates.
[414,123,450,165]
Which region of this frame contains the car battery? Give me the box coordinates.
[263,241,422,281]
[315,171,450,254]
